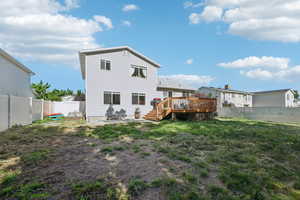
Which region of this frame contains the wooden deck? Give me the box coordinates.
[144,97,217,121]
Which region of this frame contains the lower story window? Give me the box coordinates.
[104,91,120,105]
[132,93,146,105]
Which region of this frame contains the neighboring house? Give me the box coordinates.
[0,48,35,97]
[157,77,196,98]
[253,89,295,107]
[198,86,253,108]
[79,46,161,121]
[295,99,300,107]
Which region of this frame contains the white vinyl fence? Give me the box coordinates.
[0,95,9,131]
[32,99,44,121]
[218,107,300,123]
[0,94,85,132]
[52,101,85,117]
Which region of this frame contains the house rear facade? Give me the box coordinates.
[253,89,295,107]
[0,48,35,97]
[79,46,161,121]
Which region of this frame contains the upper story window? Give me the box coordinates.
[131,65,147,78]
[287,94,290,101]
[104,91,120,105]
[100,59,111,71]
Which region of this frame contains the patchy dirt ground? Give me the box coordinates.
[1,119,300,200]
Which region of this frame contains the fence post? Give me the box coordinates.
[29,97,33,124]
[41,99,44,120]
[7,95,11,128]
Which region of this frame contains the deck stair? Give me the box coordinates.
[144,97,217,121]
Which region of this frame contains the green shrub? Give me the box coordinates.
[128,178,148,196]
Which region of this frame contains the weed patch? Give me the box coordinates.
[71,180,119,200]
[21,149,50,165]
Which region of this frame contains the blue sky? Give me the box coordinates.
[1,0,300,92]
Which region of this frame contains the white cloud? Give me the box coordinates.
[184,1,203,9]
[122,4,139,12]
[188,0,300,42]
[160,74,215,86]
[218,56,289,69]
[0,0,113,67]
[122,20,131,27]
[220,56,300,82]
[240,69,274,80]
[64,0,79,10]
[94,15,113,30]
[186,58,193,65]
[189,6,222,23]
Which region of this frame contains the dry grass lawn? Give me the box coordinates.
[0,118,300,200]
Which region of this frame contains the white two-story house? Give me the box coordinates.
[198,86,253,108]
[79,46,162,121]
[79,46,198,121]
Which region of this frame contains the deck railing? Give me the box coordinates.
[154,97,217,119]
[171,97,217,112]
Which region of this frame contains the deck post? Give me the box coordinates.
[172,112,177,121]
[156,104,159,120]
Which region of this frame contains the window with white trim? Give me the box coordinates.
[104,91,120,105]
[131,65,147,78]
[132,93,146,105]
[100,59,111,71]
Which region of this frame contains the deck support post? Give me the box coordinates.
[171,112,177,121]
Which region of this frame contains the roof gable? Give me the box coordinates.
[0,48,35,75]
[79,46,161,80]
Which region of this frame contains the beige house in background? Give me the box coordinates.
[253,89,295,107]
[198,86,253,108]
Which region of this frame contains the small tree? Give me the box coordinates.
[31,81,51,99]
[74,90,85,101]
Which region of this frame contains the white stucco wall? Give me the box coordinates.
[0,54,33,97]
[253,91,294,107]
[0,95,9,132]
[218,107,300,123]
[52,101,85,117]
[85,50,159,120]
